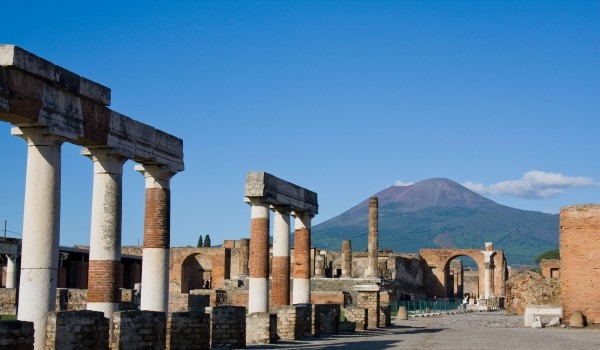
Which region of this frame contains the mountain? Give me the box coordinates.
[312,178,559,265]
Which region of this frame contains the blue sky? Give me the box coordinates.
[1,1,599,248]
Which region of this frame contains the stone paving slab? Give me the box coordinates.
[247,310,600,349]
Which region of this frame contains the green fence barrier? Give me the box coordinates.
[393,299,463,315]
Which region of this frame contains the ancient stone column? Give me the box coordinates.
[5,255,16,289]
[341,240,352,278]
[248,200,270,313]
[366,197,379,278]
[314,253,325,277]
[83,148,126,317]
[271,207,290,307]
[238,238,250,277]
[293,212,312,305]
[12,127,63,349]
[482,242,495,299]
[136,164,175,312]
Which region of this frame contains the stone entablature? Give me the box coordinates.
[0,45,184,172]
[244,172,318,215]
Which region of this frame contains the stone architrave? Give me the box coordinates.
[83,148,126,317]
[136,164,176,312]
[366,197,379,278]
[12,127,64,349]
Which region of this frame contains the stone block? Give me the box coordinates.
[46,310,108,350]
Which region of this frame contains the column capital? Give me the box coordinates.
[11,126,65,146]
[481,250,495,262]
[271,205,291,215]
[135,164,177,189]
[82,147,127,175]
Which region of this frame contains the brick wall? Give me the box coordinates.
[310,291,344,305]
[560,204,600,324]
[540,259,560,279]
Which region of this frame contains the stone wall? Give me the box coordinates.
[505,271,561,315]
[169,247,231,294]
[379,305,391,327]
[246,312,275,344]
[355,287,380,329]
[110,311,166,350]
[0,288,16,315]
[0,320,34,349]
[274,305,302,340]
[343,306,367,331]
[312,304,340,335]
[560,204,600,324]
[45,310,108,350]
[210,306,246,348]
[56,288,87,311]
[167,312,210,350]
[390,254,424,288]
[463,271,480,298]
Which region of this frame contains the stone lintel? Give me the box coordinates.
[353,285,381,292]
[244,172,318,215]
[0,45,111,106]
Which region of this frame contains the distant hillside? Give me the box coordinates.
[312,178,559,265]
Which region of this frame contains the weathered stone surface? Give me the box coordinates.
[110,311,166,350]
[505,271,561,315]
[45,310,108,350]
[244,172,318,215]
[0,320,34,349]
[167,312,210,350]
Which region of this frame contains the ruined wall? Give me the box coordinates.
[45,310,109,350]
[391,254,423,288]
[540,259,560,279]
[505,271,561,315]
[110,311,166,350]
[167,312,210,350]
[463,271,479,299]
[310,291,345,305]
[169,247,231,294]
[560,204,600,324]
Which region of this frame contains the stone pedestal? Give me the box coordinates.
[355,285,381,329]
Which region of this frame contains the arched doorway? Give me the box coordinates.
[181,254,211,293]
[444,255,480,300]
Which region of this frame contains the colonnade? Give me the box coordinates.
[244,172,318,313]
[1,45,184,349]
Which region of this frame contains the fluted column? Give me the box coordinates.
[366,197,380,278]
[5,255,16,289]
[83,148,126,317]
[136,164,175,312]
[12,127,63,349]
[247,199,270,313]
[271,207,290,307]
[292,211,312,305]
[482,242,495,299]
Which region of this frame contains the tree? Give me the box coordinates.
[203,234,211,247]
[535,249,560,264]
[197,235,203,248]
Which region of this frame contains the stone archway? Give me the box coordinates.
[420,248,506,299]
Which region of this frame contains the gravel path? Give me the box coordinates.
[247,310,600,349]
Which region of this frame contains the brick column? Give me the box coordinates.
[293,212,312,305]
[341,240,352,278]
[5,254,16,289]
[482,242,495,299]
[271,207,290,307]
[12,127,64,349]
[136,164,175,312]
[248,200,270,313]
[366,197,379,278]
[83,148,126,317]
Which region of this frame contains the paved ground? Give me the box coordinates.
[247,310,600,349]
